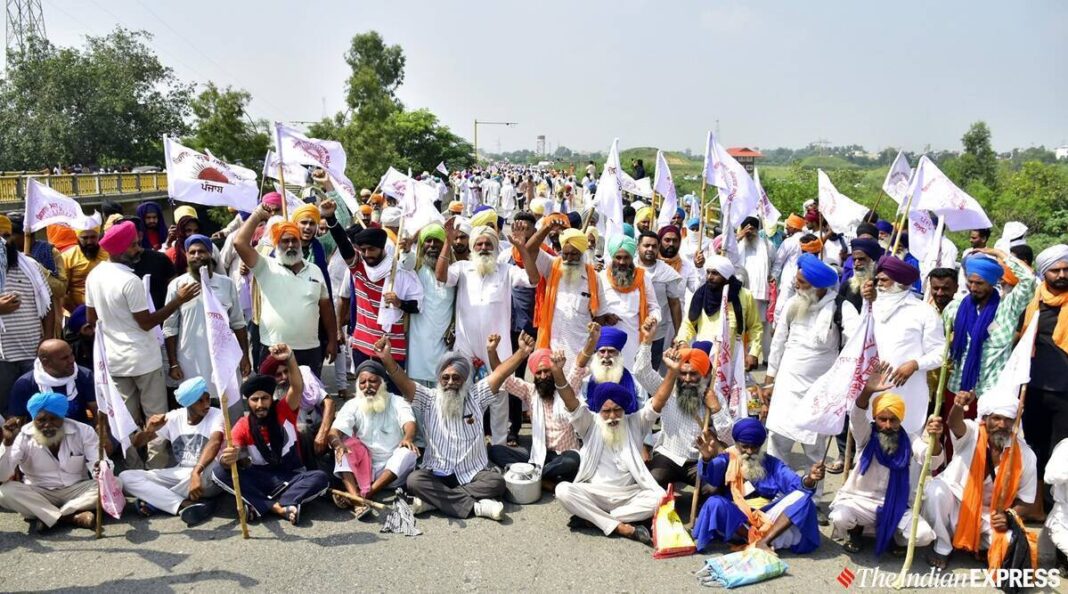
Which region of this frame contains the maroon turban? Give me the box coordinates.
[876,255,920,286]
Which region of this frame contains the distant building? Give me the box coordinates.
[536,135,546,156]
[1056,145,1068,160]
[727,147,763,175]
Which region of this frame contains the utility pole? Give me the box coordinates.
[5,0,46,70]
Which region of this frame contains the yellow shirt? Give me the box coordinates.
[60,246,108,312]
[674,286,763,359]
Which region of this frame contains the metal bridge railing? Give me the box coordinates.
[0,172,169,203]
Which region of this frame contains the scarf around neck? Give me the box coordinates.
[1023,283,1068,354]
[858,424,911,556]
[953,423,1023,571]
[951,291,1001,392]
[33,358,78,401]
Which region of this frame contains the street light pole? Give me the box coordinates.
[473,119,518,163]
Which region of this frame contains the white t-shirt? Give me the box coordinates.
[85,261,162,377]
[639,260,684,340]
[156,407,224,468]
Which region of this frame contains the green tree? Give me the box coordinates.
[956,121,998,189]
[185,82,269,166]
[0,27,191,170]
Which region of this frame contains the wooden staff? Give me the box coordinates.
[95,412,105,539]
[869,192,885,222]
[330,488,388,511]
[687,342,722,528]
[893,338,952,588]
[385,215,406,298]
[890,187,918,258]
[218,389,250,539]
[277,158,289,221]
[697,179,707,253]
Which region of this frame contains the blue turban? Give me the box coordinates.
[606,234,637,257]
[66,304,88,334]
[691,340,713,355]
[27,392,68,419]
[963,254,1004,286]
[175,376,208,407]
[686,217,700,230]
[675,207,686,219]
[183,233,213,254]
[875,220,894,234]
[596,327,628,352]
[850,237,884,261]
[587,381,639,415]
[472,204,492,215]
[622,223,635,239]
[797,253,838,289]
[732,418,767,446]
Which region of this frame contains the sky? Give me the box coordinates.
[26,0,1068,154]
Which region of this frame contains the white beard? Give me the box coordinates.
[278,248,303,266]
[876,430,899,455]
[877,283,908,295]
[990,431,1011,451]
[787,288,818,320]
[475,253,497,276]
[850,264,874,293]
[436,386,465,418]
[32,426,64,448]
[561,261,582,284]
[740,451,767,482]
[591,356,624,384]
[596,415,628,451]
[359,384,389,415]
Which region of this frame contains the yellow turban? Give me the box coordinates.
[448,200,464,214]
[290,204,321,224]
[530,198,547,215]
[0,215,11,235]
[102,213,124,232]
[470,209,498,229]
[559,228,589,252]
[174,205,198,222]
[635,206,655,225]
[873,393,906,421]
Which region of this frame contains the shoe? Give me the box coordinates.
[179,502,214,527]
[567,515,597,531]
[473,499,504,521]
[409,497,436,515]
[628,525,653,547]
[817,508,830,527]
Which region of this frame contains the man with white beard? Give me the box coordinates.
[0,392,108,531]
[328,360,417,518]
[765,254,859,501]
[736,216,776,361]
[436,222,540,446]
[553,346,680,546]
[598,235,660,366]
[374,334,533,521]
[861,256,947,435]
[829,384,939,555]
[692,418,824,553]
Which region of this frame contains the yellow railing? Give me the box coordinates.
[0,172,169,203]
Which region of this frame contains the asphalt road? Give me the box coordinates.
[0,439,1023,594]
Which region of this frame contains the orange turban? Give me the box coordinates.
[369,193,385,206]
[800,238,824,254]
[271,221,301,246]
[358,204,373,216]
[786,214,805,231]
[48,225,78,251]
[679,348,711,377]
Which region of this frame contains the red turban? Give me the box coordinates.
[527,348,553,374]
[679,348,711,377]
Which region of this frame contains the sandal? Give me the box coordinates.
[506,435,519,447]
[351,504,371,520]
[926,551,950,570]
[285,504,301,526]
[826,460,845,475]
[332,492,353,509]
[135,499,158,517]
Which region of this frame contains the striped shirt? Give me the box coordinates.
[633,342,701,465]
[942,257,1036,396]
[350,260,407,360]
[502,364,586,454]
[0,266,44,361]
[412,380,499,484]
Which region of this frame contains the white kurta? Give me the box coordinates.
[331,394,415,476]
[408,265,456,383]
[533,251,607,357]
[765,292,859,444]
[446,259,532,363]
[1045,438,1068,555]
[598,269,660,365]
[738,237,774,301]
[870,292,947,434]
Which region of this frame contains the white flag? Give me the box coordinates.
[200,267,242,402]
[23,179,101,233]
[93,323,139,451]
[796,304,881,436]
[274,122,347,180]
[262,149,309,186]
[653,150,678,230]
[817,169,869,234]
[272,184,307,216]
[908,155,991,231]
[703,131,759,224]
[882,151,913,205]
[753,167,781,236]
[988,312,1038,397]
[593,138,625,238]
[436,161,449,176]
[164,137,259,212]
[907,209,939,262]
[378,167,444,230]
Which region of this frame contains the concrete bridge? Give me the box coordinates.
[0,172,169,209]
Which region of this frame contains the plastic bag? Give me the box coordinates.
[97,459,125,520]
[652,484,696,559]
[696,547,789,589]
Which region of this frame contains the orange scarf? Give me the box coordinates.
[605,266,648,326]
[534,259,600,349]
[1023,283,1068,354]
[725,448,774,545]
[952,424,1025,570]
[660,254,683,273]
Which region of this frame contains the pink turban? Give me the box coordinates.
[262,192,283,208]
[527,348,553,374]
[98,221,137,255]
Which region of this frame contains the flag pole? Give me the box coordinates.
[218,389,251,539]
[687,342,721,529]
[94,412,105,539]
[697,179,707,253]
[890,191,917,259]
[893,337,952,588]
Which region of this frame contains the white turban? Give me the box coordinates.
[453,217,473,237]
[705,254,735,279]
[977,385,1020,420]
[468,225,499,251]
[1035,244,1068,277]
[381,206,402,227]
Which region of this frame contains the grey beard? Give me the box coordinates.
[990,431,1011,451]
[675,383,702,418]
[561,260,582,284]
[437,387,464,418]
[740,451,767,482]
[475,253,497,276]
[32,427,64,448]
[876,430,899,455]
[788,288,818,320]
[596,416,627,450]
[278,248,303,266]
[610,265,635,286]
[359,384,389,415]
[851,264,874,292]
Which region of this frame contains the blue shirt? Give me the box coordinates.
[8,366,95,423]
